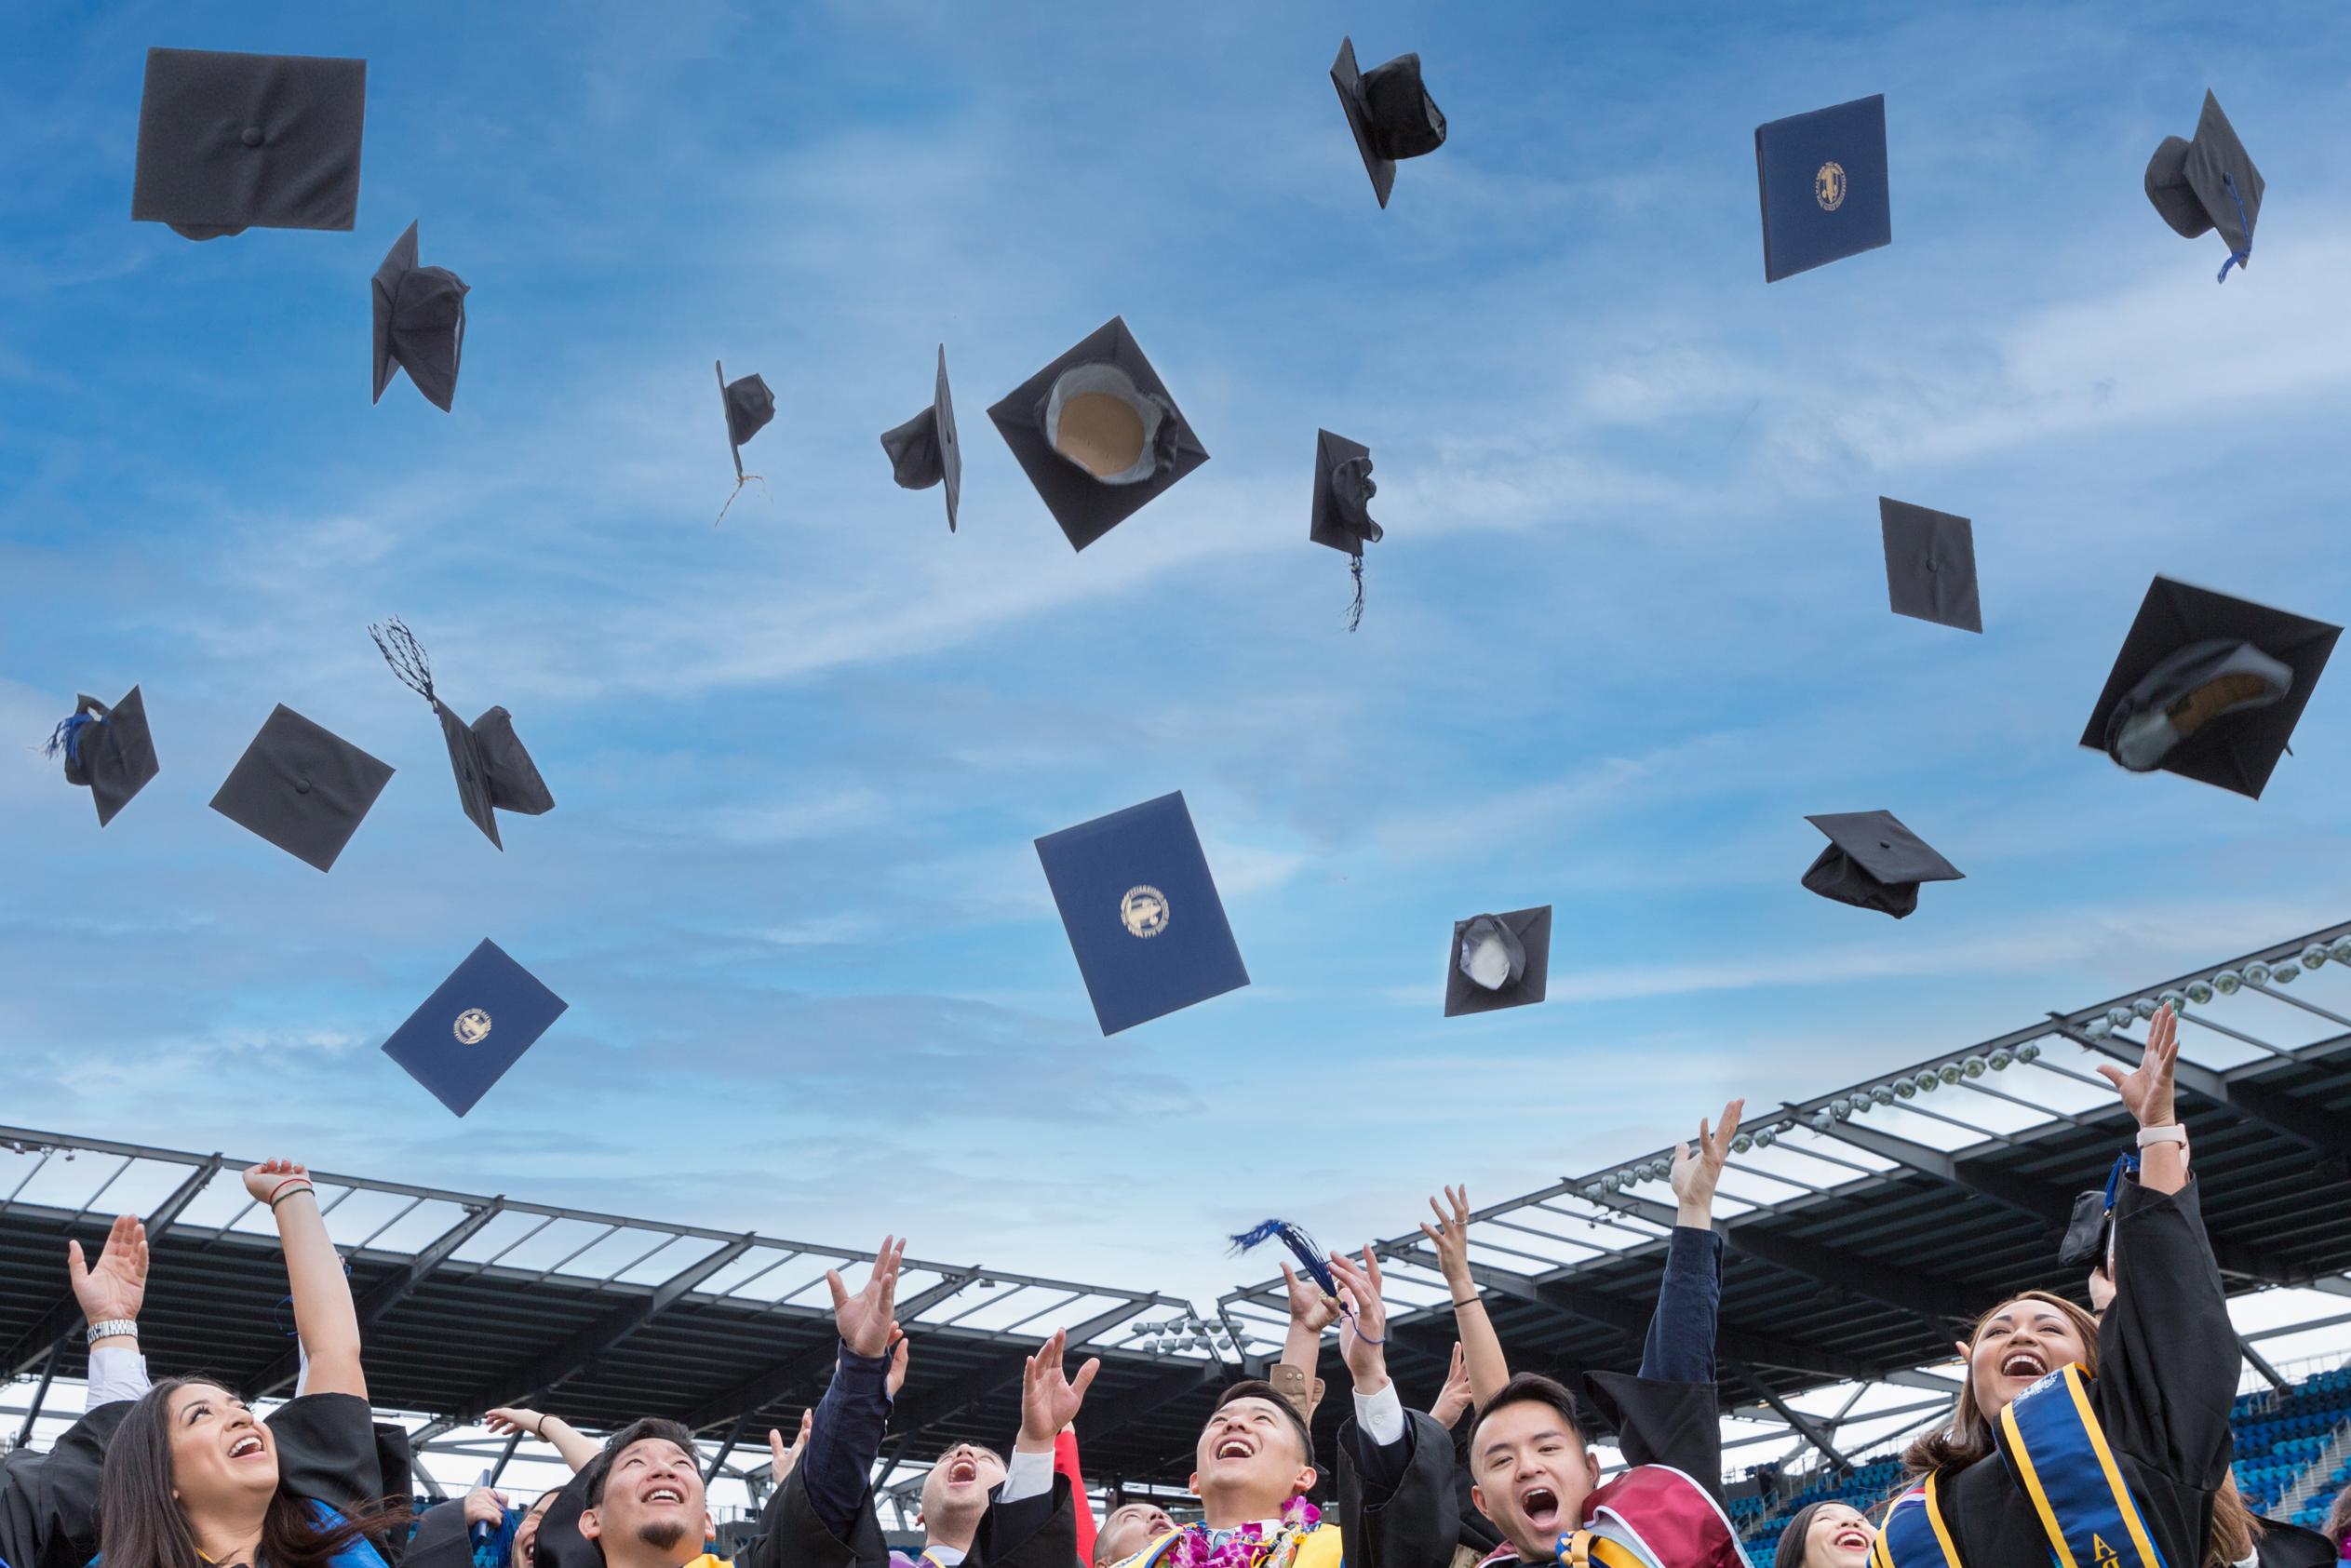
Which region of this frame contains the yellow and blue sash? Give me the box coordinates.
[1869,1479,1961,1568]
[1995,1364,2169,1568]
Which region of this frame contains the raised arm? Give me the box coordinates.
[1272,1260,1337,1421]
[246,1159,364,1399]
[485,1407,602,1472]
[67,1214,152,1411]
[1641,1099,1740,1384]
[1417,1186,1509,1408]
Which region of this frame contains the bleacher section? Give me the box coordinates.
[1731,1364,2351,1563]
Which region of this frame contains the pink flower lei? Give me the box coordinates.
[1162,1499,1323,1568]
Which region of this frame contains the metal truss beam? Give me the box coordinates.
[6,1152,226,1375]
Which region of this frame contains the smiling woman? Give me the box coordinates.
[94,1161,410,1568]
[1771,1501,1875,1568]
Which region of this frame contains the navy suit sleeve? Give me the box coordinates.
[800,1345,893,1540]
[1637,1226,1721,1384]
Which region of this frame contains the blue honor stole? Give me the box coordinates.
[1870,1480,1962,1568]
[1995,1364,2170,1568]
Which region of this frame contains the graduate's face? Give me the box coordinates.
[1801,1504,1874,1568]
[512,1491,561,1568]
[1189,1398,1314,1511]
[1967,1297,2089,1421]
[165,1381,280,1510]
[1468,1399,1599,1561]
[918,1444,1007,1527]
[1096,1504,1178,1565]
[580,1439,707,1563]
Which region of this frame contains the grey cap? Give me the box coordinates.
[209,704,395,872]
[1879,498,1981,634]
[1802,811,1962,919]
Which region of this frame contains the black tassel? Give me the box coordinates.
[369,616,437,704]
[1347,554,1365,634]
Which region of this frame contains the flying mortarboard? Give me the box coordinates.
[715,359,775,524]
[380,938,568,1117]
[1330,37,1446,209]
[372,221,468,411]
[2145,91,2263,283]
[1753,94,1890,283]
[988,316,1209,552]
[1034,791,1249,1035]
[1310,429,1383,632]
[47,687,160,827]
[1801,811,1961,919]
[1879,498,1981,634]
[209,704,394,872]
[1444,906,1551,1016]
[879,344,961,531]
[369,618,553,851]
[132,47,366,240]
[2079,576,2338,799]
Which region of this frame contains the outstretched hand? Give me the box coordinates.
[1417,1185,1474,1290]
[828,1237,905,1359]
[1279,1261,1338,1333]
[242,1158,314,1205]
[484,1407,546,1441]
[768,1409,813,1480]
[2096,1005,2179,1129]
[885,1330,910,1399]
[70,1214,148,1329]
[1429,1340,1472,1429]
[1019,1327,1099,1448]
[1669,1098,1744,1228]
[1326,1247,1389,1392]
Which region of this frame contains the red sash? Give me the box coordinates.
[1562,1466,1753,1568]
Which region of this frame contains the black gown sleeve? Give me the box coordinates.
[1581,1373,1723,1505]
[1335,1409,1461,1568]
[2092,1173,2236,1487]
[0,1402,130,1568]
[740,1462,889,1568]
[968,1472,1078,1568]
[399,1500,479,1568]
[267,1393,390,1511]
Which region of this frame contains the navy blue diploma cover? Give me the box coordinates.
[1755,94,1890,282]
[1034,791,1249,1035]
[381,938,568,1117]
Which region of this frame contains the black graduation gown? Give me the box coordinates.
[1334,1408,1464,1568]
[2252,1516,2341,1568]
[1935,1175,2236,1568]
[267,1393,406,1561]
[400,1500,486,1568]
[0,1401,129,1568]
[737,1465,1081,1568]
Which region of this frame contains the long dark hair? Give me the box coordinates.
[98,1376,410,1568]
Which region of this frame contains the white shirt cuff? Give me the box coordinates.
[997,1447,1055,1505]
[87,1344,153,1411]
[1354,1379,1406,1447]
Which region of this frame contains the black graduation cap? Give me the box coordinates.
[1330,37,1446,210]
[131,47,366,240]
[2145,91,2264,282]
[371,221,468,411]
[1444,906,1551,1017]
[2080,576,2339,799]
[209,704,395,872]
[987,316,1210,552]
[369,619,553,851]
[1879,498,1981,634]
[715,359,775,523]
[1801,811,1962,919]
[879,344,961,531]
[47,687,159,827]
[1310,429,1383,632]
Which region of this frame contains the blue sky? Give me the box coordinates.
[5,0,2351,1313]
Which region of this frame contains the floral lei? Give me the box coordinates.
[1161,1499,1323,1568]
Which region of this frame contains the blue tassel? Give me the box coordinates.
[2216,172,2252,283]
[45,712,99,765]
[1229,1218,1338,1300]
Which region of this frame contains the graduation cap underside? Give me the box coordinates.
[2079,576,2338,800]
[1330,36,1446,209]
[1034,790,1249,1035]
[132,47,366,239]
[880,344,961,530]
[1444,905,1551,1016]
[53,686,160,827]
[372,220,468,411]
[2145,90,2264,279]
[988,316,1208,552]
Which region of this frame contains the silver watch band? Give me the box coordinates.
[85,1318,139,1345]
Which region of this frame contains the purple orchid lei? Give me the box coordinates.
[1162,1499,1323,1568]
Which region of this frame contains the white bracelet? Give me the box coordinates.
[2134,1123,2187,1149]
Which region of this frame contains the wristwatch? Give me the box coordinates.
[85,1319,139,1345]
[2134,1123,2188,1149]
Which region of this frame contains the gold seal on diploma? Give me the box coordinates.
[1120,886,1169,939]
[1815,160,1847,211]
[452,1007,493,1045]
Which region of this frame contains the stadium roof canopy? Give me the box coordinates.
[7,919,2351,1514]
